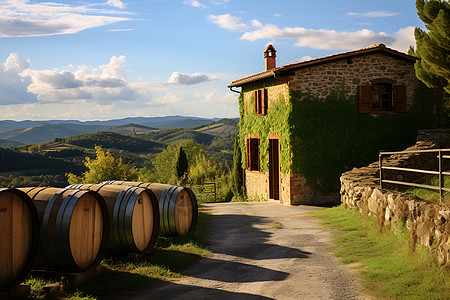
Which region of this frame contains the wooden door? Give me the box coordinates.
[269,139,280,200]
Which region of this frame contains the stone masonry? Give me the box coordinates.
[289,53,417,108]
[340,129,450,266]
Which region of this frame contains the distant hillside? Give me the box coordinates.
[0,116,221,132]
[0,139,23,147]
[0,147,83,174]
[0,123,108,144]
[142,118,219,129]
[107,123,158,135]
[138,128,216,145]
[62,131,165,153]
[193,118,239,135]
[0,116,226,144]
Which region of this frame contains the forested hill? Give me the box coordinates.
[0,118,239,188]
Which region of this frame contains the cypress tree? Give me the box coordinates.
[232,132,244,199]
[176,146,188,179]
[414,0,450,93]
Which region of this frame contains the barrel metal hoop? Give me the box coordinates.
[112,187,130,252]
[41,188,67,268]
[55,190,79,270]
[159,186,172,234]
[169,187,183,235]
[186,188,198,234]
[124,187,142,252]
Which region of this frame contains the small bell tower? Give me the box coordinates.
[264,44,277,71]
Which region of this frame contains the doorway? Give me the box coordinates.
[269,138,280,201]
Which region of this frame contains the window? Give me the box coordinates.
[246,138,260,171]
[358,83,406,114]
[254,89,268,115]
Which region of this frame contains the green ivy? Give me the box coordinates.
[238,89,292,174]
[237,85,430,194]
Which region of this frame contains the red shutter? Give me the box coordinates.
[263,89,268,115]
[246,139,251,170]
[254,90,258,114]
[358,85,372,113]
[257,90,262,114]
[393,85,407,113]
[256,138,260,171]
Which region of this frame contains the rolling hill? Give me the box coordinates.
[0,116,227,145]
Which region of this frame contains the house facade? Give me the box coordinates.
[228,44,418,205]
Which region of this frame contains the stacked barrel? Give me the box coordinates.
[0,181,197,290]
[102,181,198,236]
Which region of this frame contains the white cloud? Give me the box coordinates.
[210,0,230,5]
[208,14,249,31]
[184,0,208,8]
[0,53,37,105]
[273,14,283,18]
[241,22,414,52]
[150,92,183,105]
[299,56,312,62]
[347,11,400,18]
[391,26,416,52]
[168,71,218,85]
[106,0,125,9]
[194,91,235,104]
[2,54,136,104]
[0,0,132,37]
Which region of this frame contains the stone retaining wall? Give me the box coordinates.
[340,129,450,266]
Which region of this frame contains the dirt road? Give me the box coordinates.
[135,202,365,299]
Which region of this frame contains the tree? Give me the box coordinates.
[176,146,189,179]
[66,146,138,184]
[414,0,450,93]
[231,132,245,199]
[151,140,206,184]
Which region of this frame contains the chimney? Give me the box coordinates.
[264,44,277,71]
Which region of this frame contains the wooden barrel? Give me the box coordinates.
[103,181,198,236]
[19,187,110,272]
[67,184,159,255]
[0,188,40,290]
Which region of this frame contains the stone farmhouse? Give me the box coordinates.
[228,44,418,205]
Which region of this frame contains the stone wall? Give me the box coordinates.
[289,53,417,107]
[340,129,450,266]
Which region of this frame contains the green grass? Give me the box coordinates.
[311,205,450,300]
[406,175,450,201]
[272,221,284,229]
[26,208,212,299]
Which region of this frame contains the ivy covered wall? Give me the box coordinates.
[238,84,430,195]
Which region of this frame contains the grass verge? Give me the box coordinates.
[310,205,450,300]
[26,206,212,299]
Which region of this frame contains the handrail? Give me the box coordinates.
[379,148,450,203]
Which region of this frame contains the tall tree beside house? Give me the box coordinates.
[414,0,450,93]
[176,146,189,179]
[231,132,245,200]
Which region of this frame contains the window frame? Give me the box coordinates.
[246,138,260,172]
[358,83,406,114]
[254,88,268,115]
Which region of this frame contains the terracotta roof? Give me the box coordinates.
[228,44,417,88]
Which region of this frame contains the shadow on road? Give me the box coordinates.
[206,214,311,260]
[181,256,289,282]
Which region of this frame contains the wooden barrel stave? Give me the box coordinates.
[0,188,40,290]
[66,184,159,255]
[19,187,110,272]
[102,181,198,236]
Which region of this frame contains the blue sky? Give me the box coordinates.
[0,0,423,121]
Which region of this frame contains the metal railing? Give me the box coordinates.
[379,148,450,202]
[189,182,216,202]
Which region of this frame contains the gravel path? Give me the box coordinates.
[133,202,368,300]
